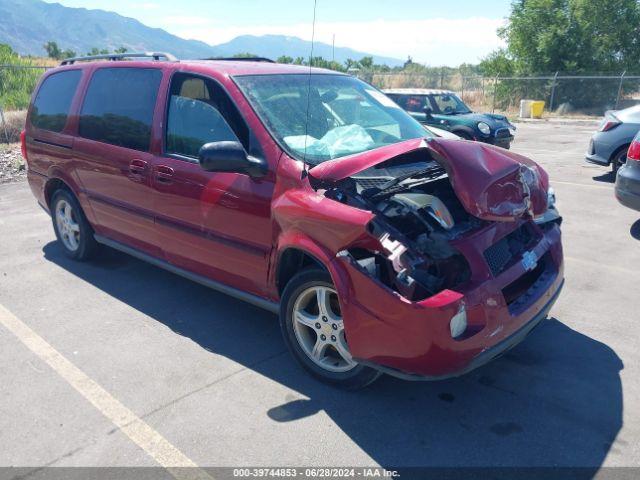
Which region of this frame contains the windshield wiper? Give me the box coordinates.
[363,164,446,200]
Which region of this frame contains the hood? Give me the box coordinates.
[446,112,514,129]
[309,138,548,222]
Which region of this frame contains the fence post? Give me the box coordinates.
[492,75,499,113]
[615,70,626,110]
[548,71,559,112]
[0,104,9,144]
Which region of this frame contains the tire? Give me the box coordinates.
[279,269,381,389]
[51,189,98,261]
[455,131,473,141]
[612,148,628,173]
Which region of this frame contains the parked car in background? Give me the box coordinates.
[384,88,516,149]
[22,54,563,389]
[615,131,640,212]
[424,125,460,139]
[586,106,640,172]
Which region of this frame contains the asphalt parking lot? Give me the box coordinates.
[1,121,639,474]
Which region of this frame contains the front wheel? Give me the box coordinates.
[280,269,380,389]
[455,131,474,141]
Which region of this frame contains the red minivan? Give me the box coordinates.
[23,53,564,389]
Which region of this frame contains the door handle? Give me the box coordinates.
[129,159,147,175]
[155,165,174,184]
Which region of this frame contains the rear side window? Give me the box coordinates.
[79,68,162,151]
[31,70,82,132]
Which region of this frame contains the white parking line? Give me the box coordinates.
[0,303,213,480]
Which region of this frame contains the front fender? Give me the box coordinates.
[271,230,356,317]
[449,125,477,140]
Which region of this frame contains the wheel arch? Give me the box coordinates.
[44,177,73,208]
[609,143,631,164]
[276,246,327,296]
[450,125,476,140]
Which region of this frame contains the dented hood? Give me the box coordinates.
[308,137,549,222]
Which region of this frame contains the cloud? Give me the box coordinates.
[164,17,505,66]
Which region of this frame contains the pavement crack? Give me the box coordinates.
[135,349,289,423]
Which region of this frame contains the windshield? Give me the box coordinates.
[234,74,430,164]
[429,93,471,115]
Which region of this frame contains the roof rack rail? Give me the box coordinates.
[202,57,275,63]
[60,52,178,66]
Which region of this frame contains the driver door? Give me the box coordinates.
[151,73,275,297]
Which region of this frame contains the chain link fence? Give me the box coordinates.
[2,64,640,142]
[0,64,50,142]
[361,72,640,117]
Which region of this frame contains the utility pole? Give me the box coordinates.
[332,34,335,63]
[616,71,626,110]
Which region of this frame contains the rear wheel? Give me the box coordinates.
[280,269,381,389]
[51,189,98,261]
[612,148,628,173]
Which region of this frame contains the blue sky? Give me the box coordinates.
[44,0,513,65]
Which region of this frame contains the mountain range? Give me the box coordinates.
[0,0,403,66]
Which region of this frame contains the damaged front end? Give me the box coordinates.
[309,138,555,305]
[304,137,564,378]
[318,159,476,304]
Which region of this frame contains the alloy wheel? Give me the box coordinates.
[55,199,80,252]
[292,286,357,373]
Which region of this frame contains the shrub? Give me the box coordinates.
[1,110,27,143]
[0,44,48,111]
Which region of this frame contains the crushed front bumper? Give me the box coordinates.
[486,135,514,150]
[332,220,564,379]
[358,279,563,380]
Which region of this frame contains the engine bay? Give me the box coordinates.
[318,148,481,301]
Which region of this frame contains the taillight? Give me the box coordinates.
[627,139,640,164]
[20,130,28,160]
[599,119,621,132]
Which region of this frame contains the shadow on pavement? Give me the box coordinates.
[592,171,616,183]
[631,220,640,241]
[44,242,624,471]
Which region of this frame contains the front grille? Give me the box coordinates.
[353,177,391,189]
[484,224,536,277]
[495,128,512,139]
[502,252,556,315]
[354,164,447,192]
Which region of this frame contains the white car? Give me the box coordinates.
[425,125,461,139]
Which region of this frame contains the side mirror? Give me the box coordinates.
[423,106,434,118]
[198,141,267,178]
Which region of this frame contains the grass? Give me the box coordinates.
[1,110,26,143]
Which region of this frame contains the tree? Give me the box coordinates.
[43,41,62,60]
[276,55,294,64]
[86,47,109,56]
[61,49,76,59]
[483,0,640,75]
[232,52,259,58]
[358,56,374,70]
[114,47,128,54]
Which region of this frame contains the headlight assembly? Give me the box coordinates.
[478,122,491,135]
